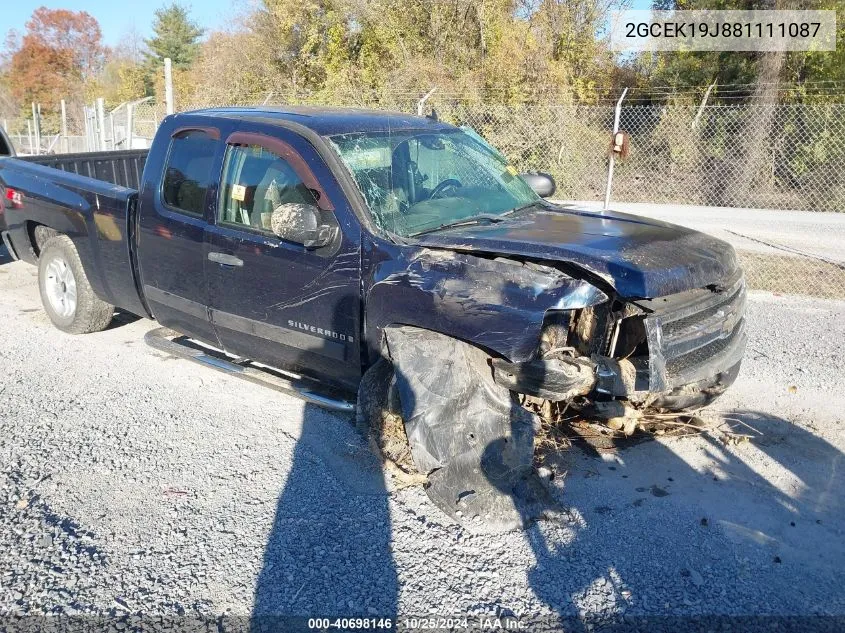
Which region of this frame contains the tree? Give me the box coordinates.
[23,7,104,79]
[0,78,19,129]
[642,0,845,103]
[195,0,623,105]
[93,26,153,105]
[92,57,151,105]
[115,24,147,65]
[4,8,105,130]
[144,3,204,68]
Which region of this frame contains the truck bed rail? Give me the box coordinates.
[20,150,148,190]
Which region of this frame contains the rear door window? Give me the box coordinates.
[162,130,218,216]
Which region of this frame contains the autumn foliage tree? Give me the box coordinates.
[5,7,105,129]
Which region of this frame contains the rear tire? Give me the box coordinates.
[38,235,113,334]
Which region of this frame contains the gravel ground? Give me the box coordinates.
[2,251,845,629]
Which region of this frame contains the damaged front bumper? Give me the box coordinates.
[491,271,748,411]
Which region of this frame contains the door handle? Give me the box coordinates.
[208,252,244,267]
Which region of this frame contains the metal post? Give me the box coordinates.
[417,87,438,116]
[31,102,41,154]
[89,106,96,150]
[126,102,134,150]
[87,103,93,150]
[45,134,60,153]
[83,107,91,151]
[96,98,106,151]
[603,87,628,211]
[164,58,174,115]
[60,99,68,153]
[87,106,95,152]
[692,82,716,130]
[27,120,33,154]
[109,112,116,149]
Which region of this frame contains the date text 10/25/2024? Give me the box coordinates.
[306,617,528,630]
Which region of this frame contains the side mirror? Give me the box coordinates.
[520,171,556,198]
[271,202,334,249]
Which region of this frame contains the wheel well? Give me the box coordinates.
[27,223,59,258]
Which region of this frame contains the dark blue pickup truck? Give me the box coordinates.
[0,107,746,525]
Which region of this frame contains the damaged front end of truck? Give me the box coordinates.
[362,245,747,531]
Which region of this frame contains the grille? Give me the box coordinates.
[644,273,748,391]
[661,286,743,340]
[664,323,743,378]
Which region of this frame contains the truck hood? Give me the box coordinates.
[413,205,739,298]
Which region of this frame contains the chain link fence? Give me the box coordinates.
[617,104,845,213]
[6,94,844,299]
[4,97,155,155]
[430,100,845,300]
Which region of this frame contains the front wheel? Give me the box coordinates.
[38,235,113,334]
[356,358,418,476]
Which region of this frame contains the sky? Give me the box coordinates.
[4,0,236,48]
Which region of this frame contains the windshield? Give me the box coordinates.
[329,128,539,237]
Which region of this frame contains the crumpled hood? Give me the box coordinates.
[414,205,739,298]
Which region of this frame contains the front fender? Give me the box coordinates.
[365,247,607,362]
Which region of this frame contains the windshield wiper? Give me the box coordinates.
[411,214,508,237]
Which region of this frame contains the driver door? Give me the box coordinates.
[204,129,362,389]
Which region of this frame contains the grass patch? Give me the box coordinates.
[738,250,845,300]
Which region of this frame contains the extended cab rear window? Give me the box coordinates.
[162,130,218,216]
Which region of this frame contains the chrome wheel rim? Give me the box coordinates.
[44,257,77,319]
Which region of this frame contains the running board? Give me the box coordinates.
[144,327,356,413]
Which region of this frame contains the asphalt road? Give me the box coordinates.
[2,252,845,629]
[564,201,845,263]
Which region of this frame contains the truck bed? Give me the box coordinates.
[19,149,148,190]
[0,151,148,317]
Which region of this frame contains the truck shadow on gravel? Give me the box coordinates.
[502,409,845,627]
[250,404,398,629]
[104,309,142,330]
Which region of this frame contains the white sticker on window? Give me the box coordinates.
[231,184,246,202]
